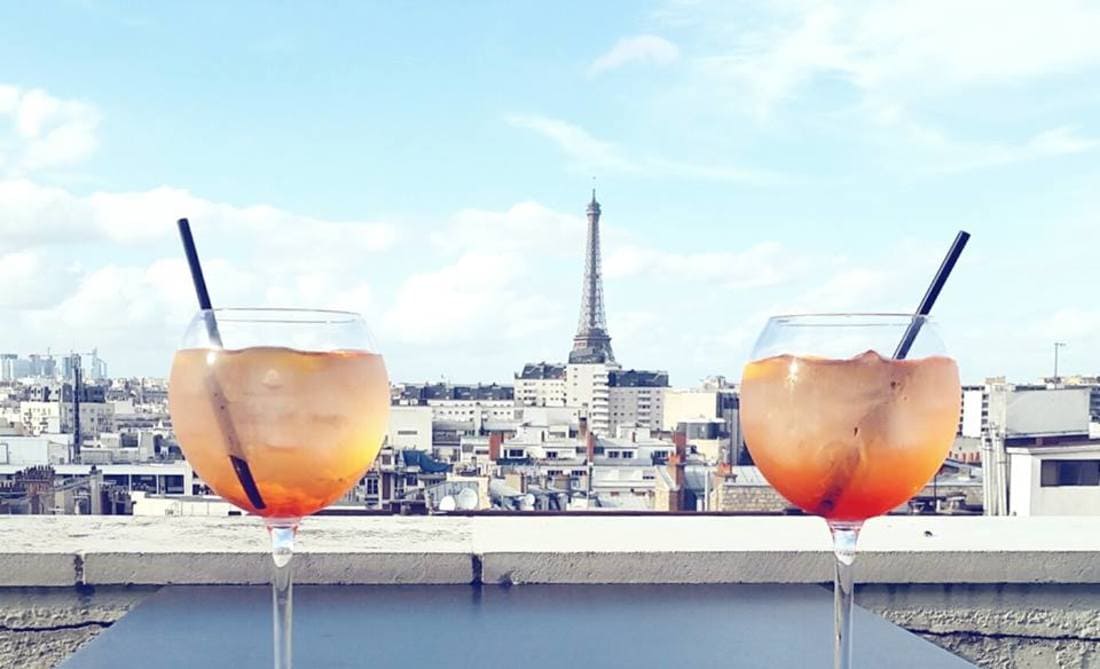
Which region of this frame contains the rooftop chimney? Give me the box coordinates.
[669,431,688,511]
[488,433,502,462]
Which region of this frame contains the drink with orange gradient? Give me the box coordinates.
[739,313,963,669]
[169,346,389,518]
[167,307,389,669]
[740,350,960,521]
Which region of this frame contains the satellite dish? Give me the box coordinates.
[457,487,478,510]
[438,495,457,512]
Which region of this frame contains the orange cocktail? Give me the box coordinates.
[169,346,389,518]
[740,350,960,521]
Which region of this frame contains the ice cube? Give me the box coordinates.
[262,368,282,390]
[813,439,862,515]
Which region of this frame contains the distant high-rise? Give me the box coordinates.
[569,190,615,364]
[0,351,107,383]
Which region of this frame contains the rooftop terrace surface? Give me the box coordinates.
[61,584,975,669]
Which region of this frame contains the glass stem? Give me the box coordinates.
[828,520,862,669]
[267,519,299,669]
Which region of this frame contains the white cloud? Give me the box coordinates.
[433,200,588,255]
[688,3,849,118]
[382,199,612,351]
[0,175,395,374]
[609,309,661,343]
[0,85,17,112]
[0,178,397,261]
[11,252,379,374]
[657,1,1100,177]
[0,250,80,309]
[1023,126,1100,157]
[862,99,1100,172]
[588,35,680,77]
[506,115,634,172]
[506,114,780,184]
[1031,308,1100,341]
[851,0,1100,91]
[787,267,896,313]
[17,260,203,370]
[0,85,100,173]
[667,1,1100,116]
[604,241,818,288]
[937,126,1100,173]
[261,272,374,315]
[381,252,557,345]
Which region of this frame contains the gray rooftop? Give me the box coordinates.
[609,369,670,388]
[517,362,566,380]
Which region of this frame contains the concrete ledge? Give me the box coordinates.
[83,552,472,585]
[474,516,1100,585]
[0,516,474,586]
[0,554,75,588]
[2,515,1099,587]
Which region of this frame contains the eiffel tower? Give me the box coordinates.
[569,190,615,364]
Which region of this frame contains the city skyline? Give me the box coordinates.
[2,2,1100,385]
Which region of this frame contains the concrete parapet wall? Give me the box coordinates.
[2,515,1100,668]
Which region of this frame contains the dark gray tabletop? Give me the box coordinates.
[63,584,974,668]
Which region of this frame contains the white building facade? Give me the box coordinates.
[607,370,668,434]
[386,405,434,451]
[515,363,567,407]
[427,399,516,427]
[19,400,112,438]
[1009,442,1100,516]
[663,389,721,431]
[566,362,614,435]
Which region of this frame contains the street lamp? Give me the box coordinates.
[1053,342,1068,381]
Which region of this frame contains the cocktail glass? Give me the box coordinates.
[168,308,389,669]
[740,313,960,669]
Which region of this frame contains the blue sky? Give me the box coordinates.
[2,0,1099,385]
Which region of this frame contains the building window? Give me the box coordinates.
[608,451,621,458]
[507,449,525,459]
[1041,460,1100,487]
[621,451,635,459]
[405,475,419,487]
[366,479,379,495]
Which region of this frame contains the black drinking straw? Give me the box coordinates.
[893,230,971,360]
[177,218,266,510]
